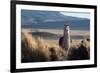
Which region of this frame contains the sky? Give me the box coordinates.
[60,12,90,19]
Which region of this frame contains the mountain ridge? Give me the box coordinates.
[21,10,89,24]
[21,10,90,30]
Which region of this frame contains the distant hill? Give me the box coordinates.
[21,10,90,30]
[29,31,89,40]
[29,31,58,38]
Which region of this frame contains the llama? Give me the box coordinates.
[59,25,90,60]
[59,24,70,51]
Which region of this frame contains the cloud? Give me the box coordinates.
[60,12,90,19]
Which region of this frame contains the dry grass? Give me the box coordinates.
[21,31,90,62]
[21,32,51,62]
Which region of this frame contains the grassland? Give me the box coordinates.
[21,28,90,62]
